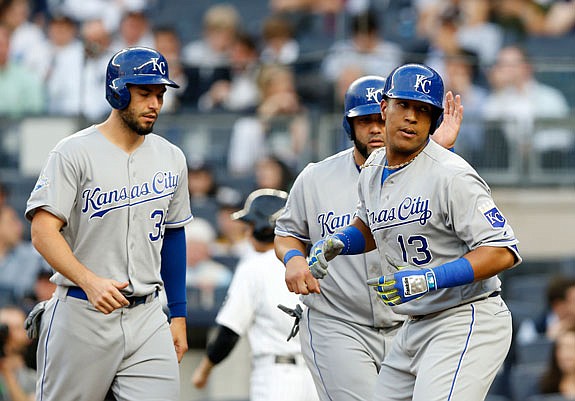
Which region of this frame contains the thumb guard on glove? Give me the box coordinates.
[308,236,344,279]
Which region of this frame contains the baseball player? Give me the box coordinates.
[307,64,522,401]
[274,75,463,400]
[25,47,192,401]
[192,189,319,401]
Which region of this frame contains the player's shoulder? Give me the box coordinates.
[302,148,354,175]
[423,140,484,183]
[51,125,99,151]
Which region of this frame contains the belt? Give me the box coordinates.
[66,287,157,308]
[274,355,297,365]
[409,291,501,321]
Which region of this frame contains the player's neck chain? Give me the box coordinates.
[384,146,425,170]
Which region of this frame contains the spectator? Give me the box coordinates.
[539,326,575,399]
[0,204,44,303]
[227,64,310,176]
[320,11,403,83]
[187,162,220,227]
[181,3,240,68]
[517,275,575,344]
[198,31,261,112]
[212,188,253,260]
[260,14,300,65]
[483,45,573,163]
[43,14,84,116]
[423,8,463,79]
[494,0,575,38]
[0,0,48,75]
[46,0,147,32]
[254,155,294,192]
[152,26,188,113]
[110,10,154,52]
[0,305,36,401]
[20,264,56,314]
[185,218,233,291]
[0,23,45,117]
[79,19,115,122]
[442,49,488,166]
[456,0,504,67]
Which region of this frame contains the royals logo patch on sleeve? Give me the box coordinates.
[479,201,506,228]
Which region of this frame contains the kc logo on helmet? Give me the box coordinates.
[414,74,432,94]
[136,58,166,75]
[366,87,384,103]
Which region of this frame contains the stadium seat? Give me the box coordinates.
[514,336,554,365]
[509,363,547,401]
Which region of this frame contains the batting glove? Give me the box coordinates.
[366,255,437,306]
[308,236,344,279]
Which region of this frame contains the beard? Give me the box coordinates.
[119,107,154,136]
[353,136,369,160]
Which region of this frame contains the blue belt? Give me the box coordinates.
[66,287,156,307]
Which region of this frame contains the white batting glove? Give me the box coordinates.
[308,236,344,279]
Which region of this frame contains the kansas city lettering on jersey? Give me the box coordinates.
[81,171,179,218]
[368,196,432,230]
[317,211,355,237]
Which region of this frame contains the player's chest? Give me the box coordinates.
[77,157,181,218]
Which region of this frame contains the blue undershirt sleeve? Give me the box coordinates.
[160,227,187,318]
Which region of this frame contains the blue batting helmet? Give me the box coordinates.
[343,75,386,139]
[105,47,179,110]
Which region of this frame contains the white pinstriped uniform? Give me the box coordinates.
[216,249,319,401]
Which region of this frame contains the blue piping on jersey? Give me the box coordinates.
[40,299,59,401]
[165,214,194,227]
[307,308,335,401]
[274,229,311,243]
[447,304,475,401]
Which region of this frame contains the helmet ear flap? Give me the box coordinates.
[343,116,353,140]
[107,82,131,110]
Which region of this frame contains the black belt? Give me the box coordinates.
[67,287,156,308]
[274,355,297,365]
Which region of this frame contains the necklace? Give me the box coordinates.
[385,145,426,169]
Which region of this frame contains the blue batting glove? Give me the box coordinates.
[367,255,438,306]
[367,269,438,305]
[308,236,344,279]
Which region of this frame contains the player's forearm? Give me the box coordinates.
[274,235,307,266]
[30,212,96,287]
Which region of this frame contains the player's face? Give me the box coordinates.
[351,113,385,161]
[381,98,433,163]
[120,84,166,136]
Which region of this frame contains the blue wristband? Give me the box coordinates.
[431,258,475,289]
[283,249,305,266]
[333,226,365,255]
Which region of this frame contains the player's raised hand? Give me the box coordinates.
[367,255,437,305]
[83,278,130,314]
[308,236,344,279]
[432,91,463,149]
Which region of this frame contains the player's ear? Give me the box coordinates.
[380,99,388,119]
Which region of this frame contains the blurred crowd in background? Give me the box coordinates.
[0,0,574,400]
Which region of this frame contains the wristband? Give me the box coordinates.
[283,249,305,266]
[334,225,365,255]
[432,258,475,289]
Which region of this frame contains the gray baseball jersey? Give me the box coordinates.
[357,139,521,316]
[356,139,520,401]
[26,125,192,296]
[275,148,403,401]
[25,125,192,401]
